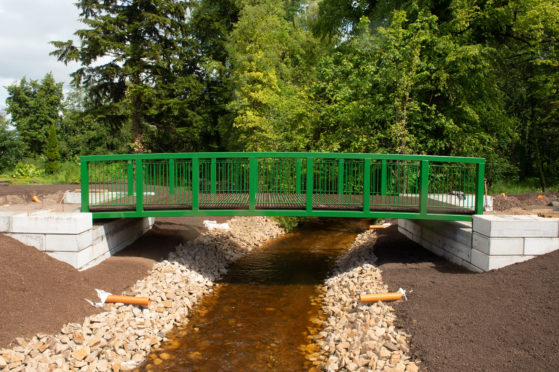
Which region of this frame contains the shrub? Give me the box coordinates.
[11,162,43,179]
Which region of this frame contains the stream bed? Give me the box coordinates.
[141,218,370,371]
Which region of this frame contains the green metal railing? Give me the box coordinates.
[80,152,485,221]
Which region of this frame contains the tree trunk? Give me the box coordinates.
[534,137,546,192]
[130,71,144,154]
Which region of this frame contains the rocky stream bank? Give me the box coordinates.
[0,217,284,372]
[313,230,420,372]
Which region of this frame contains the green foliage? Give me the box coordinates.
[489,179,559,194]
[0,113,25,173]
[5,73,64,156]
[226,0,321,151]
[45,124,61,174]
[270,216,307,232]
[59,88,131,157]
[313,9,515,159]
[311,0,557,189]
[13,0,549,192]
[49,161,81,184]
[51,0,203,152]
[6,159,80,185]
[11,162,43,179]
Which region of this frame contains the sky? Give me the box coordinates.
[0,0,81,112]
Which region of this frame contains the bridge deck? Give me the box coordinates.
[88,192,474,214]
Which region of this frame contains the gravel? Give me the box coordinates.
[314,229,420,372]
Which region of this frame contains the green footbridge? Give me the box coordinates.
[80,152,485,221]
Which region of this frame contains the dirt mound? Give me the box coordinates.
[376,224,559,372]
[0,184,77,199]
[492,192,559,213]
[0,184,78,212]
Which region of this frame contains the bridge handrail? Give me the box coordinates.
[81,152,485,163]
[80,152,485,221]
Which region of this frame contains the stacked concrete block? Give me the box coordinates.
[471,215,559,271]
[0,210,154,270]
[398,215,559,272]
[398,219,481,272]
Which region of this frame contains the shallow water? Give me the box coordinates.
[142,218,370,371]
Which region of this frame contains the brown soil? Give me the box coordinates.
[0,183,78,198]
[492,192,559,217]
[0,183,80,213]
[0,215,230,348]
[376,224,559,372]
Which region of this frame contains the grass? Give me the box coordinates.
[489,179,559,194]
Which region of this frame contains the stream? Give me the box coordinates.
[141,218,370,371]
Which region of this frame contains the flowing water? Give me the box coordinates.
[142,218,370,371]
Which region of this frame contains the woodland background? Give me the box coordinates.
[0,0,557,192]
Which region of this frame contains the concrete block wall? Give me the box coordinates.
[398,219,481,272]
[0,210,154,270]
[398,215,559,272]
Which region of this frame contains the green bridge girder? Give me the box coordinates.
[80,152,485,221]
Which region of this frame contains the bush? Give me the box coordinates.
[11,162,43,179]
[54,161,80,184]
[0,120,24,173]
[270,216,307,232]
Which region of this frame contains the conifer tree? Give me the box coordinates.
[51,0,195,152]
[45,124,61,174]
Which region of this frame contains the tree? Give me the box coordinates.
[227,0,320,151]
[0,113,24,173]
[313,10,515,159]
[5,73,64,156]
[186,0,242,151]
[59,88,131,157]
[51,0,198,152]
[45,124,61,174]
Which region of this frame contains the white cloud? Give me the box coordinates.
[0,0,81,110]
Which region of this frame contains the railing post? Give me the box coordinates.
[192,157,199,211]
[210,158,217,194]
[169,158,175,195]
[363,159,370,212]
[381,159,387,196]
[296,158,302,194]
[306,157,313,212]
[80,159,89,212]
[338,158,344,195]
[419,160,429,216]
[249,157,258,210]
[475,160,485,214]
[127,160,134,196]
[136,158,144,213]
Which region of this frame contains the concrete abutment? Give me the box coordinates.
[398,215,559,272]
[0,210,154,270]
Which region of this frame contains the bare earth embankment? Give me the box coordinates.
[376,225,559,372]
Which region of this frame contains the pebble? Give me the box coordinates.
[0,217,284,371]
[312,229,420,371]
